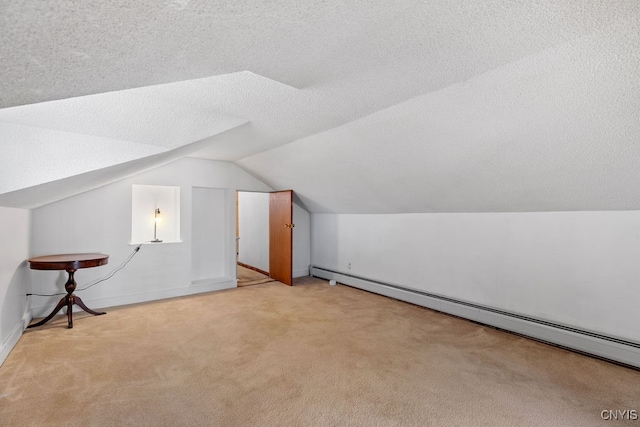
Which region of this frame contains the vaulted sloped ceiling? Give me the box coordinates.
[239,25,640,213]
[0,1,638,212]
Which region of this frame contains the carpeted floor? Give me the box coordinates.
[236,264,275,287]
[1,277,638,426]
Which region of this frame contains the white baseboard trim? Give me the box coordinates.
[30,280,236,316]
[22,309,32,331]
[311,266,640,369]
[191,276,235,287]
[0,310,32,367]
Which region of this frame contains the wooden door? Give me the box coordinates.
[269,190,293,286]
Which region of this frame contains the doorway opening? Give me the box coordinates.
[236,190,294,286]
[237,264,274,287]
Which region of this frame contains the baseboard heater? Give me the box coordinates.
[310,266,640,369]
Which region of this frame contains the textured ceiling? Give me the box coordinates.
[0,78,248,148]
[0,1,639,212]
[0,124,252,208]
[2,1,627,108]
[239,25,640,213]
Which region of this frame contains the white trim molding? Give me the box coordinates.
[310,266,640,369]
[30,280,236,317]
[0,310,32,366]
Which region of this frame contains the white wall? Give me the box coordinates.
[237,191,270,272]
[191,187,227,282]
[312,211,640,343]
[0,207,31,365]
[29,158,271,316]
[293,204,311,278]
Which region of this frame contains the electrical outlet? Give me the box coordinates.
[348,262,351,270]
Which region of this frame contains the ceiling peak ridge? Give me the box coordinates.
[0,122,251,208]
[237,27,618,165]
[0,119,172,151]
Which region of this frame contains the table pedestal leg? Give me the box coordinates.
[27,269,106,329]
[74,295,105,316]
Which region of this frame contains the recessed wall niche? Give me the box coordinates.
[191,187,227,282]
[131,185,181,244]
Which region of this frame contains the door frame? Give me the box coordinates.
[236,189,294,285]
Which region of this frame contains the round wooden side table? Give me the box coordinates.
[28,253,109,329]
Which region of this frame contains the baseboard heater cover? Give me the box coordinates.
[310,266,640,369]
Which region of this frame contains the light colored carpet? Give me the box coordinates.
[237,264,275,287]
[1,277,638,426]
